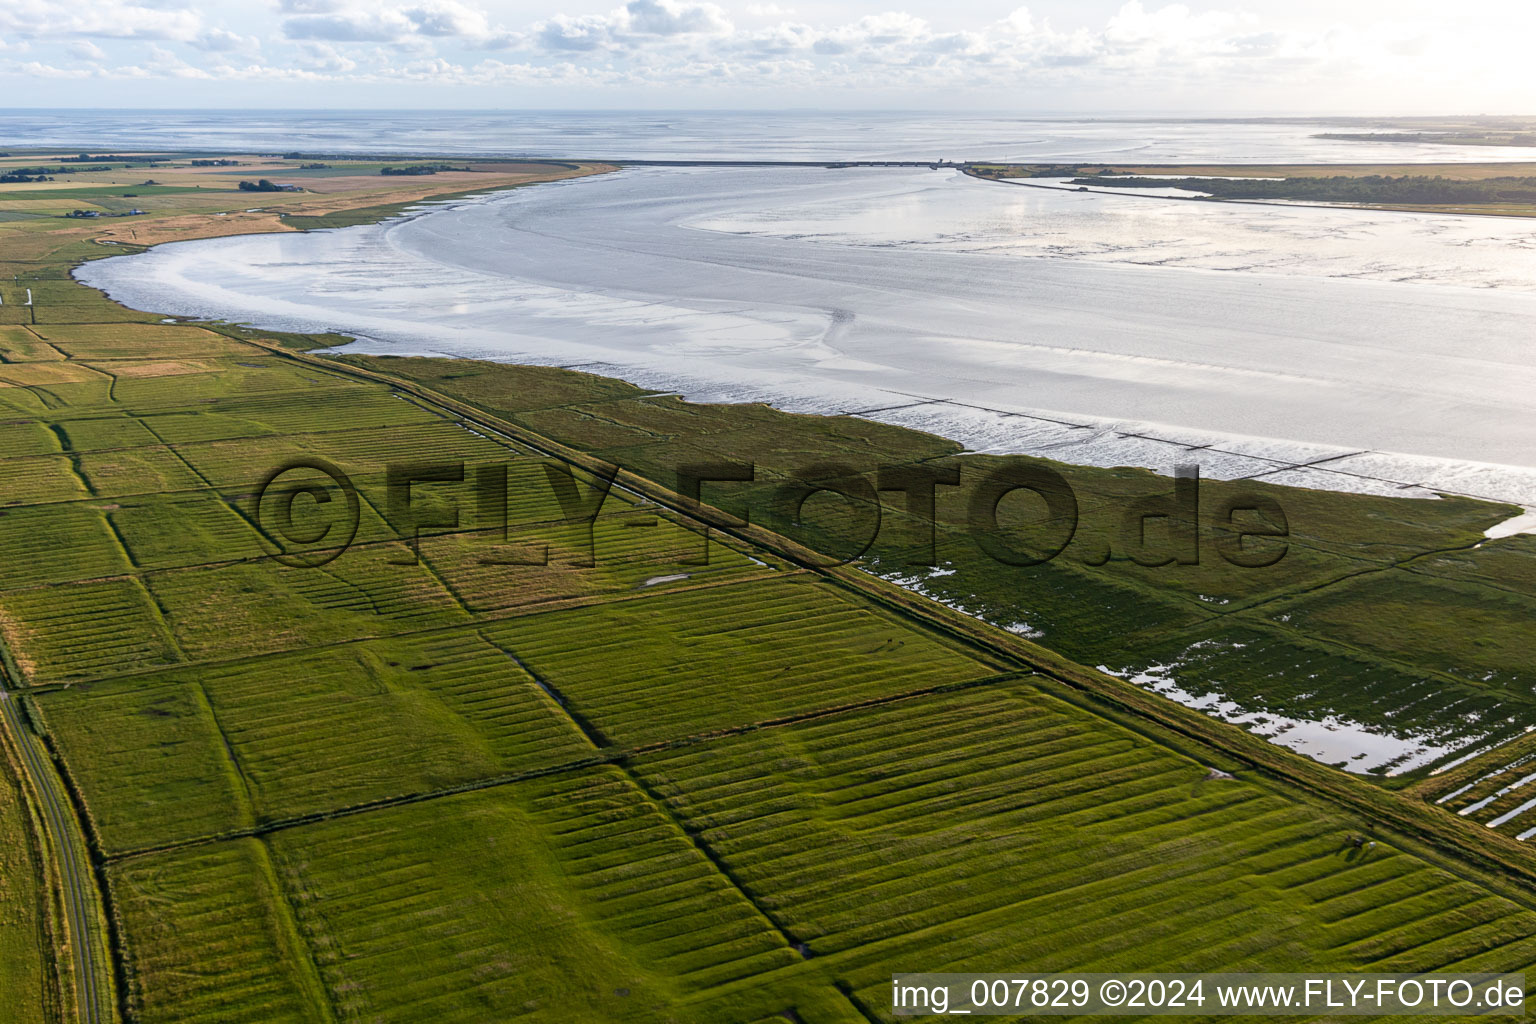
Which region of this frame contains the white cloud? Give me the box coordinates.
[283,9,415,42]
[735,21,811,55]
[4,0,1525,112]
[626,0,730,36]
[1000,7,1034,36]
[293,40,354,71]
[2,58,99,77]
[533,0,731,52]
[281,0,519,49]
[278,0,346,12]
[402,1,489,38]
[537,13,613,51]
[0,0,202,41]
[190,28,259,53]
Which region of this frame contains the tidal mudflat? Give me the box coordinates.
[82,166,1536,508]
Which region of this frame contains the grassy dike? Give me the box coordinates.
[3,152,1536,1022]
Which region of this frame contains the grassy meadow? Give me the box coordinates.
[0,149,1533,1023]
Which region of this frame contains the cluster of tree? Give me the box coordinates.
[380,164,471,176]
[237,179,285,192]
[4,165,100,177]
[191,159,242,166]
[66,208,144,217]
[1069,174,1536,205]
[1,172,53,183]
[299,163,330,169]
[60,153,158,164]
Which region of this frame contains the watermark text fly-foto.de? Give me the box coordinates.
[252,457,1290,571]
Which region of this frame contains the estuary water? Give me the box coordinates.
[79,165,1536,507]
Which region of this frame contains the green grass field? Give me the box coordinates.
[0,156,1534,1024]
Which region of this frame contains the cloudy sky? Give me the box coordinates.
[2,0,1530,111]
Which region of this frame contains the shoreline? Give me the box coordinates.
[74,167,1536,521]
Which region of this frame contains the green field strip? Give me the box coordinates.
[1397,923,1536,976]
[125,388,437,447]
[12,281,158,326]
[51,415,163,453]
[348,484,478,619]
[109,364,365,409]
[0,460,767,587]
[26,323,262,360]
[108,492,269,570]
[0,186,234,202]
[481,575,1002,749]
[0,503,129,590]
[0,453,90,504]
[257,767,801,1022]
[0,388,48,415]
[0,417,59,457]
[108,840,335,1024]
[74,446,214,498]
[194,638,579,822]
[412,512,770,616]
[32,679,253,855]
[0,578,179,684]
[51,621,1018,863]
[0,325,67,363]
[189,679,258,831]
[166,420,527,489]
[144,544,471,664]
[1418,739,1536,809]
